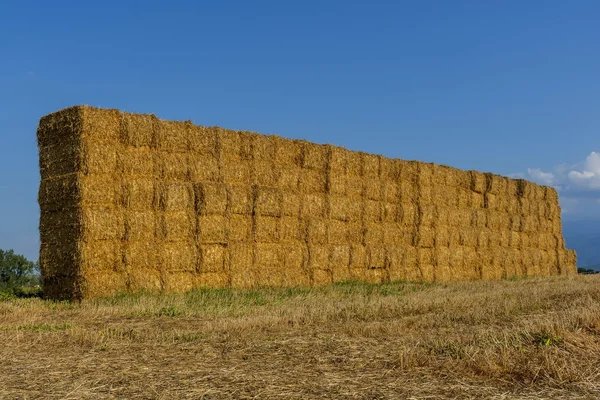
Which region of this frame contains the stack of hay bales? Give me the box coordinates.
[37,106,577,300]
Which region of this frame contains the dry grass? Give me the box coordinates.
[1,275,599,399]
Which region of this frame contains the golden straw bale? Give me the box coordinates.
[349,245,368,270]
[398,179,417,204]
[162,241,197,272]
[80,241,122,274]
[484,193,498,210]
[228,214,252,242]
[254,215,281,242]
[382,182,399,204]
[365,179,382,201]
[347,222,364,244]
[275,137,302,167]
[82,271,127,298]
[37,106,83,149]
[507,231,521,249]
[432,164,449,186]
[199,244,226,273]
[533,185,545,201]
[227,184,252,215]
[154,120,190,153]
[401,246,420,282]
[195,182,228,215]
[38,174,80,212]
[118,147,155,177]
[124,241,159,270]
[301,142,329,170]
[328,145,347,173]
[218,129,242,160]
[433,246,452,281]
[38,143,81,180]
[157,182,193,212]
[156,152,189,182]
[81,142,118,175]
[416,225,435,248]
[124,211,155,241]
[364,199,382,223]
[419,185,433,205]
[81,207,124,241]
[381,158,400,182]
[301,193,327,218]
[280,191,300,217]
[188,125,218,156]
[509,214,522,232]
[459,228,478,248]
[553,233,566,249]
[399,203,418,226]
[330,245,351,271]
[127,268,162,292]
[386,246,404,281]
[253,186,283,217]
[364,223,384,244]
[253,160,279,187]
[299,169,327,194]
[471,192,485,209]
[522,215,540,232]
[198,214,227,243]
[449,228,461,247]
[382,223,402,245]
[39,241,79,278]
[456,188,470,209]
[449,245,464,271]
[382,202,398,223]
[486,211,507,231]
[308,244,330,272]
[419,205,436,227]
[471,209,487,228]
[160,211,194,241]
[330,195,352,222]
[435,226,451,247]
[565,249,577,274]
[122,177,154,211]
[189,153,221,183]
[220,159,250,184]
[195,272,230,289]
[544,186,559,203]
[280,216,301,242]
[120,112,157,147]
[417,162,433,187]
[470,171,486,194]
[329,220,349,244]
[305,219,328,244]
[462,246,480,280]
[367,246,386,270]
[251,134,276,160]
[346,174,364,199]
[476,228,491,249]
[277,167,300,191]
[39,210,79,247]
[346,151,362,176]
[163,271,195,293]
[329,173,348,196]
[228,242,253,273]
[363,154,381,179]
[80,107,121,144]
[417,247,435,282]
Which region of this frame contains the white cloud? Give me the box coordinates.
[527,168,555,186]
[567,152,600,190]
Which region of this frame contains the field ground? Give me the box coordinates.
[1,275,599,399]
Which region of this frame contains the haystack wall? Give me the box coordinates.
[37,106,577,299]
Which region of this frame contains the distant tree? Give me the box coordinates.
[0,249,39,293]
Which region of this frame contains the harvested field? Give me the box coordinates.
[37,106,576,300]
[1,275,599,399]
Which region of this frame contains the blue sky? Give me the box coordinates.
[1,1,599,260]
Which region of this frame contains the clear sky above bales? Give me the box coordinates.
[0,1,599,259]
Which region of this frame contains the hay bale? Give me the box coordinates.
[122,177,155,211]
[347,222,364,244]
[198,214,227,243]
[199,244,227,273]
[417,248,434,282]
[189,125,218,156]
[251,134,276,160]
[119,112,157,147]
[329,220,349,244]
[253,186,283,217]
[160,211,194,242]
[346,174,364,199]
[275,137,302,167]
[81,142,118,175]
[471,209,487,228]
[305,219,328,244]
[228,214,252,242]
[435,226,451,247]
[277,167,300,191]
[194,183,227,215]
[220,158,250,184]
[330,195,352,222]
[227,184,252,215]
[280,216,301,242]
[253,160,279,187]
[398,203,418,226]
[38,174,80,212]
[365,179,382,201]
[81,207,124,241]
[433,246,452,281]
[299,169,328,194]
[218,129,242,160]
[124,211,155,241]
[301,193,328,219]
[459,228,478,248]
[364,223,384,244]
[124,241,159,270]
[79,241,123,275]
[302,142,329,170]
[364,199,382,223]
[419,205,436,227]
[157,182,193,212]
[382,223,403,245]
[163,271,195,293]
[416,225,435,248]
[162,241,197,272]
[383,202,398,223]
[349,245,368,270]
[254,215,281,243]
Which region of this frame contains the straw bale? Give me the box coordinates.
[156,152,190,182]
[349,245,368,270]
[124,241,159,270]
[253,186,283,217]
[441,185,459,208]
[456,188,470,209]
[81,208,124,241]
[251,134,276,160]
[163,271,195,293]
[305,219,328,244]
[364,199,382,223]
[281,216,301,242]
[308,244,330,272]
[328,146,347,173]
[301,142,329,170]
[120,112,157,147]
[509,214,522,232]
[301,193,327,218]
[82,271,127,298]
[419,205,436,227]
[533,185,545,201]
[553,233,566,249]
[347,222,364,244]
[162,241,197,272]
[432,164,449,186]
[254,215,281,242]
[188,125,218,156]
[386,246,404,281]
[417,248,435,282]
[435,226,451,247]
[486,211,508,231]
[346,175,364,199]
[384,159,402,181]
[401,246,420,282]
[79,107,121,143]
[254,160,279,187]
[471,192,485,209]
[37,106,83,149]
[79,241,122,274]
[122,177,154,211]
[398,180,418,205]
[275,137,302,167]
[544,186,559,203]
[277,167,300,191]
[199,244,227,273]
[282,243,307,274]
[382,182,400,204]
[476,228,491,249]
[160,211,194,241]
[399,203,418,226]
[448,228,462,247]
[345,151,362,176]
[417,162,433,187]
[364,223,384,244]
[227,184,252,215]
[39,210,79,247]
[484,193,498,210]
[542,250,559,275]
[38,144,81,180]
[471,209,487,228]
[361,154,379,179]
[469,171,486,194]
[228,243,253,273]
[367,246,386,270]
[330,195,352,222]
[299,169,327,194]
[414,225,434,248]
[190,154,220,183]
[419,184,433,205]
[432,246,451,281]
[517,179,535,199]
[522,215,540,232]
[382,202,398,223]
[81,141,118,175]
[157,182,193,212]
[195,272,230,288]
[227,214,252,242]
[448,209,471,228]
[329,220,349,244]
[218,129,242,160]
[127,268,163,292]
[486,174,508,195]
[38,174,79,212]
[449,245,464,271]
[382,223,402,245]
[198,214,227,243]
[124,211,155,241]
[308,269,330,286]
[154,120,190,153]
[39,240,79,278]
[195,183,227,215]
[459,228,478,248]
[433,205,450,228]
[328,174,348,196]
[565,249,577,274]
[220,159,250,184]
[365,179,382,201]
[330,245,351,271]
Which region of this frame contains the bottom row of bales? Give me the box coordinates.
[46,242,576,298]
